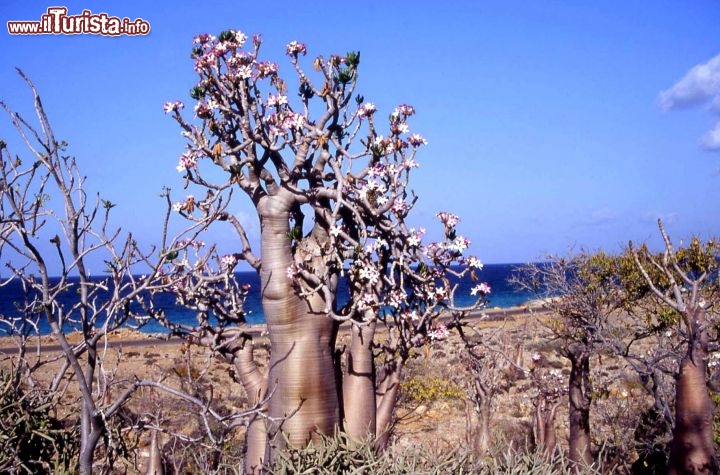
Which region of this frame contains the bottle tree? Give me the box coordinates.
[629,222,719,475]
[161,30,487,472]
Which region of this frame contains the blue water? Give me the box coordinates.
[0,264,532,335]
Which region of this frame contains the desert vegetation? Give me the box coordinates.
[0,30,718,474]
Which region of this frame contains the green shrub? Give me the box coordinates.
[0,370,77,473]
[400,376,464,404]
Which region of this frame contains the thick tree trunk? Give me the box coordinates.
[342,318,377,441]
[474,399,491,457]
[667,308,717,475]
[374,358,403,451]
[257,204,340,464]
[534,398,559,456]
[568,348,593,467]
[230,339,267,474]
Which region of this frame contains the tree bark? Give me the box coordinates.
[257,203,340,463]
[342,318,377,441]
[375,358,403,451]
[231,339,267,474]
[568,348,593,467]
[474,398,491,457]
[667,308,718,475]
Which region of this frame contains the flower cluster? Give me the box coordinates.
[285,40,307,57]
[176,150,200,172]
[407,133,427,147]
[163,100,185,114]
[357,102,377,118]
[427,323,449,341]
[709,351,720,369]
[220,254,238,271]
[466,256,483,269]
[436,211,460,228]
[470,282,492,296]
[534,367,566,401]
[407,228,426,248]
[267,93,288,108]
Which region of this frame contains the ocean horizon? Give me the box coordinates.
[0,263,533,335]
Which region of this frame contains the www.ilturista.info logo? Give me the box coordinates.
[7,7,150,36]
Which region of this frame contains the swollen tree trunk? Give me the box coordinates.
[257,200,340,463]
[567,347,593,467]
[667,308,718,475]
[342,318,377,441]
[534,398,560,457]
[374,357,403,451]
[474,398,491,457]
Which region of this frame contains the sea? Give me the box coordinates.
[0,264,533,335]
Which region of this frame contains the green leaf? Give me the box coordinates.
[345,51,360,68]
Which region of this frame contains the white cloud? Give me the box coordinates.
[700,121,720,151]
[659,53,720,111]
[659,53,720,152]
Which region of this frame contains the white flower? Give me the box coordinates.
[471,283,491,296]
[234,30,247,46]
[428,324,449,341]
[237,65,254,79]
[467,256,483,269]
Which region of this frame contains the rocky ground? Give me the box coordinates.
[0,309,668,473]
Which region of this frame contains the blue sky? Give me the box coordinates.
[1,1,719,272]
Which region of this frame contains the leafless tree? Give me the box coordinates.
[0,71,264,474]
[512,251,625,468]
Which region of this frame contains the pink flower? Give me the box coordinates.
[449,236,471,253]
[392,198,409,214]
[407,228,425,248]
[237,65,254,80]
[256,61,278,78]
[329,225,342,237]
[176,151,198,172]
[402,157,419,169]
[357,263,380,284]
[163,101,185,114]
[286,265,299,280]
[357,102,377,118]
[286,40,307,57]
[267,93,288,108]
[436,211,460,228]
[393,104,415,117]
[407,133,427,147]
[233,30,248,46]
[221,254,238,270]
[193,33,216,45]
[471,283,491,296]
[194,102,212,119]
[428,323,449,341]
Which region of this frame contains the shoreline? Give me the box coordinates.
[0,302,549,355]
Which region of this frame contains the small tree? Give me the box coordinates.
[513,252,624,467]
[629,220,719,475]
[161,30,486,472]
[457,326,525,458]
[0,71,263,474]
